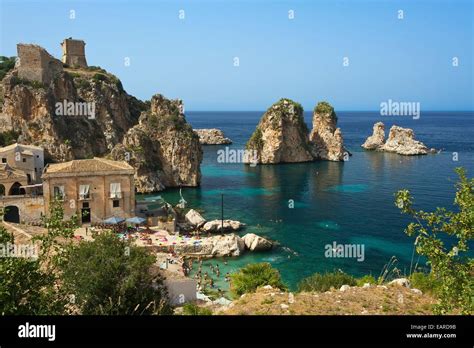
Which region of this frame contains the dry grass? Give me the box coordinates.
[218,285,438,315]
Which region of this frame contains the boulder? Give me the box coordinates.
[380,126,430,155]
[210,234,245,257]
[202,219,243,233]
[242,233,273,251]
[389,278,411,288]
[185,209,206,228]
[194,128,232,145]
[309,102,346,161]
[339,285,351,292]
[244,98,313,164]
[361,122,385,150]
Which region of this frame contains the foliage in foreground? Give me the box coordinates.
[395,168,474,314]
[297,270,357,292]
[0,199,170,315]
[182,303,212,316]
[230,263,287,297]
[60,231,170,315]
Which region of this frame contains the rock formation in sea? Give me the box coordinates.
[194,128,232,145]
[309,101,346,161]
[245,98,313,164]
[242,233,273,251]
[0,42,202,192]
[361,122,434,155]
[361,122,385,150]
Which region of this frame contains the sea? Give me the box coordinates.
[138,111,474,291]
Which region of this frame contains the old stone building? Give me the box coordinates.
[61,38,88,68]
[42,158,135,224]
[16,44,63,85]
[0,143,44,184]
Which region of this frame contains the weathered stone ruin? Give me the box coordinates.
[16,44,63,85]
[61,38,88,68]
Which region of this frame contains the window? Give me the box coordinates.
[79,184,90,200]
[110,183,122,199]
[82,202,89,208]
[1,158,6,163]
[113,200,120,208]
[53,186,65,200]
[22,158,26,162]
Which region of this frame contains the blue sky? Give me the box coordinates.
[1,0,473,111]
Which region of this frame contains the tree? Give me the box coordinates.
[0,227,65,315]
[395,168,473,314]
[60,231,171,315]
[230,263,286,297]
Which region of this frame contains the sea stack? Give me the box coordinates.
[309,101,346,161]
[194,128,232,145]
[361,122,434,155]
[361,122,385,150]
[244,98,313,164]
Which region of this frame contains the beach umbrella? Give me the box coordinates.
[103,216,125,225]
[126,216,146,225]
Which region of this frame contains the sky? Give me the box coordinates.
[1,0,473,111]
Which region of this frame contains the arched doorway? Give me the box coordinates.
[0,184,5,196]
[9,182,25,196]
[3,205,20,223]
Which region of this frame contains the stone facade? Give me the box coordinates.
[42,158,135,224]
[0,195,44,223]
[17,44,63,85]
[0,143,44,184]
[61,39,88,68]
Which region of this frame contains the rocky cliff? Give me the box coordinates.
[245,99,313,164]
[110,94,202,192]
[309,102,346,161]
[0,43,202,191]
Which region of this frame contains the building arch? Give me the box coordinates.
[3,205,20,223]
[8,182,25,196]
[0,184,5,196]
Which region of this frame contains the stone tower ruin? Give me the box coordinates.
[16,44,63,85]
[61,38,88,68]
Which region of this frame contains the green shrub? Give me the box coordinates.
[0,56,16,81]
[314,101,337,121]
[297,270,356,292]
[182,303,212,315]
[92,73,108,83]
[0,130,19,146]
[356,274,377,286]
[230,263,286,297]
[409,272,443,297]
[396,167,474,314]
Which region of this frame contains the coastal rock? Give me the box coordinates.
[185,209,206,228]
[110,94,202,192]
[194,128,232,145]
[210,234,245,257]
[388,278,411,288]
[309,102,346,161]
[380,126,429,155]
[242,233,273,251]
[244,98,313,164]
[202,219,243,233]
[361,122,385,150]
[340,285,351,292]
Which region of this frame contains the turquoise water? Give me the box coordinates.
[138,111,474,290]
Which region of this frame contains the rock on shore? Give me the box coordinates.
[174,234,245,257]
[185,209,206,228]
[202,219,244,233]
[194,128,232,145]
[242,233,273,251]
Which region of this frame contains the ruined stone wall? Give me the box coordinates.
[16,44,63,85]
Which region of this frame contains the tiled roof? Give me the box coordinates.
[44,157,134,175]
